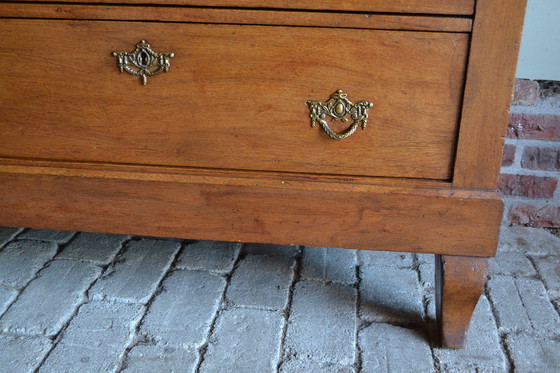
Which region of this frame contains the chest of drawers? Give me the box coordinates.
[0,0,527,348]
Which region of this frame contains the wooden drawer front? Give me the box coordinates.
[0,20,468,180]
[12,0,476,15]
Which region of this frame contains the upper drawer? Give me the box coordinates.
[0,19,468,180]
[11,0,476,15]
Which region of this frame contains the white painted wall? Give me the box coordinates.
[516,0,560,80]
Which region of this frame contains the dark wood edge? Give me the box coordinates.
[0,3,472,33]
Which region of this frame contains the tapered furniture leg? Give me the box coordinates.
[435,255,489,348]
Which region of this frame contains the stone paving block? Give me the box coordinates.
[279,358,355,373]
[301,246,357,285]
[58,232,130,265]
[486,275,531,333]
[0,240,58,289]
[0,260,101,337]
[418,261,435,290]
[176,241,240,274]
[515,278,560,337]
[90,239,180,304]
[0,226,23,247]
[200,308,283,373]
[226,254,294,310]
[499,225,560,256]
[434,296,507,373]
[0,336,52,372]
[359,250,414,268]
[140,269,226,348]
[0,286,18,318]
[416,253,434,264]
[488,250,537,277]
[359,323,434,373]
[506,333,560,373]
[243,243,300,257]
[19,229,75,244]
[360,265,424,325]
[40,301,145,373]
[284,281,356,366]
[122,345,198,373]
[532,256,560,299]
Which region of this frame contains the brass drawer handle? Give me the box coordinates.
[307,90,373,140]
[112,40,175,85]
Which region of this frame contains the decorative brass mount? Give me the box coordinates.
[112,40,175,85]
[307,90,374,140]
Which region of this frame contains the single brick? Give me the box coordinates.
[284,281,356,366]
[301,246,357,285]
[498,174,557,199]
[176,241,240,274]
[40,301,145,372]
[359,324,433,373]
[243,243,300,257]
[488,250,537,277]
[140,270,225,348]
[0,286,18,318]
[0,260,101,337]
[200,308,283,373]
[226,254,294,310]
[510,204,560,228]
[434,296,506,372]
[19,229,75,244]
[499,225,560,255]
[486,275,531,333]
[506,334,560,372]
[359,250,414,268]
[521,146,560,171]
[532,256,560,299]
[0,227,23,247]
[360,265,424,325]
[89,239,180,304]
[508,113,560,140]
[512,79,539,106]
[0,240,58,289]
[279,358,355,373]
[122,345,198,373]
[0,336,52,372]
[502,144,516,167]
[58,232,130,265]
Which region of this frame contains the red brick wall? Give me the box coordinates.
[499,80,560,228]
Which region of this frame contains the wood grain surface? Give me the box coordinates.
[0,4,473,33]
[453,0,528,189]
[436,255,489,348]
[9,0,476,15]
[0,162,502,257]
[0,19,469,180]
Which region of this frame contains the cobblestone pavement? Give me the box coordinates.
[0,225,558,372]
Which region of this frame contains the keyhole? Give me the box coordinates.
[137,50,150,67]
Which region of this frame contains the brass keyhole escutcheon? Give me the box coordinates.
[112,40,175,85]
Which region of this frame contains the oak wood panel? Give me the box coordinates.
[10,0,476,15]
[436,255,489,348]
[0,165,502,257]
[0,20,469,180]
[453,0,528,189]
[0,3,473,33]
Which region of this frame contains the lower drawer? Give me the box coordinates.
[0,19,469,180]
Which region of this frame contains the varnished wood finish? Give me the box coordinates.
[0,4,473,33]
[11,0,476,15]
[436,255,489,348]
[453,0,528,189]
[0,19,469,180]
[0,162,502,257]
